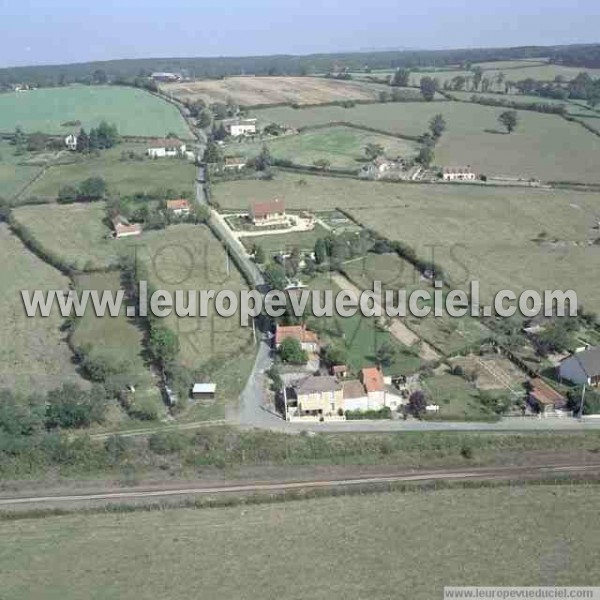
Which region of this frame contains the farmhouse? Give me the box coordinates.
[293,375,344,418]
[166,199,191,216]
[64,134,78,151]
[223,156,247,170]
[147,138,187,158]
[559,347,600,387]
[151,72,182,82]
[342,367,406,412]
[275,324,319,353]
[527,378,569,417]
[442,167,476,181]
[225,118,257,137]
[111,216,142,239]
[249,198,287,226]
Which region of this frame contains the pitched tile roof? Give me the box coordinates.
[361,367,384,393]
[529,378,567,407]
[275,324,318,346]
[296,376,341,395]
[250,198,285,218]
[343,379,366,400]
[167,199,190,211]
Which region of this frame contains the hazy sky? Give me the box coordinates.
[1,0,599,68]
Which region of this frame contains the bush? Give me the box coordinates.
[148,431,189,455]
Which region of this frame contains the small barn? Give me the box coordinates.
[192,383,217,401]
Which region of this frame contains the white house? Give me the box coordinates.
[65,134,78,151]
[225,118,257,137]
[147,138,187,158]
[223,156,247,170]
[166,199,191,216]
[558,347,600,387]
[342,367,406,412]
[442,167,476,181]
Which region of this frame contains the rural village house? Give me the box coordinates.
[223,156,247,170]
[291,376,344,419]
[111,216,142,239]
[147,138,187,158]
[275,324,319,353]
[249,198,287,226]
[64,134,78,151]
[224,118,257,137]
[166,199,191,216]
[559,347,600,387]
[441,167,476,181]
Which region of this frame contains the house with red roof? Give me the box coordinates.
[527,378,569,417]
[166,199,191,216]
[275,324,319,353]
[249,198,287,226]
[111,216,142,239]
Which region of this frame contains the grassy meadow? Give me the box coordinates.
[215,172,600,312]
[1,485,599,599]
[71,272,163,414]
[0,140,44,200]
[0,225,85,393]
[134,225,255,400]
[253,101,600,182]
[0,85,191,138]
[12,202,124,270]
[22,143,196,201]
[227,125,419,169]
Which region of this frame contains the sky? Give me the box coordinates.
[1,0,599,68]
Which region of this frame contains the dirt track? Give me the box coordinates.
[2,461,599,512]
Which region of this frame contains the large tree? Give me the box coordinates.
[391,68,410,87]
[498,110,519,133]
[279,337,308,365]
[364,143,384,160]
[419,77,437,101]
[429,114,447,139]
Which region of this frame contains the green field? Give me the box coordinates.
[0,140,44,200]
[2,484,598,599]
[343,253,488,357]
[226,125,419,169]
[215,172,600,312]
[71,272,163,415]
[134,225,255,400]
[253,101,600,182]
[0,85,192,138]
[0,224,85,393]
[12,202,124,270]
[23,143,196,201]
[408,62,600,87]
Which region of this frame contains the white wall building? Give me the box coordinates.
[147,138,187,158]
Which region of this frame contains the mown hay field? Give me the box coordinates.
[23,143,196,202]
[253,101,600,182]
[162,76,384,106]
[1,485,598,600]
[0,85,192,138]
[227,125,419,169]
[0,224,85,393]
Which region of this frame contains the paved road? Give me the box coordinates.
[2,462,599,510]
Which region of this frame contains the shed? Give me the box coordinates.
[192,383,217,401]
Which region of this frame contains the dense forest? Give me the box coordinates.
[0,43,599,87]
